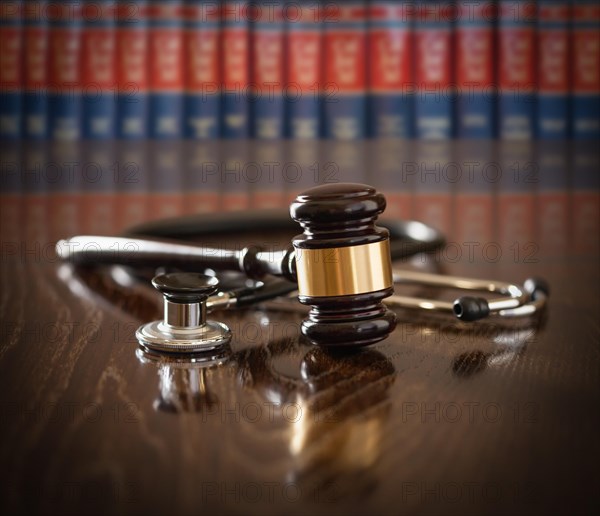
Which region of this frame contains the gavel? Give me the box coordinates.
[290,183,396,346]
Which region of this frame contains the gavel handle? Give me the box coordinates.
[56,236,296,280]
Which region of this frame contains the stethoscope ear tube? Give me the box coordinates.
[387,270,548,321]
[226,279,298,308]
[124,209,298,240]
[125,209,447,262]
[385,220,446,259]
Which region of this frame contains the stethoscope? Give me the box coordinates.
[57,183,549,354]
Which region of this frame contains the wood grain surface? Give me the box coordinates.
[0,140,599,516]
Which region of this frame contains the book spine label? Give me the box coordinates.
[222,0,250,138]
[415,1,454,139]
[456,0,496,138]
[286,1,321,139]
[323,1,367,140]
[148,0,184,138]
[116,0,148,139]
[368,1,414,138]
[498,0,536,140]
[184,1,221,139]
[0,1,23,139]
[537,0,569,139]
[23,1,48,139]
[572,1,600,139]
[251,1,284,139]
[82,0,116,139]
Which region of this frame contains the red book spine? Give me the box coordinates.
[23,1,49,138]
[0,0,23,138]
[148,0,184,138]
[498,0,537,140]
[116,1,149,139]
[322,1,368,140]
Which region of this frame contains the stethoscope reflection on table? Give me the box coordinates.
[56,183,549,354]
[55,255,543,501]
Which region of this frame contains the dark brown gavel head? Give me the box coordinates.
[290,183,397,347]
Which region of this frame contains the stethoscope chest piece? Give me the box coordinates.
[136,273,231,354]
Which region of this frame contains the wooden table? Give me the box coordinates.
[1,140,598,515]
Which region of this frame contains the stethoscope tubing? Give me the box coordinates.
[57,210,546,321]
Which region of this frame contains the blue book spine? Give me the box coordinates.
[23,0,48,139]
[498,0,536,140]
[537,0,570,139]
[322,0,367,140]
[251,0,285,139]
[456,0,496,138]
[572,1,600,140]
[116,0,148,139]
[82,0,116,139]
[184,1,221,139]
[415,1,455,139]
[285,0,321,139]
[0,0,23,139]
[148,0,184,139]
[222,0,249,138]
[368,1,414,138]
[48,0,82,140]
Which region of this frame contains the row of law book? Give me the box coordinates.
[0,0,599,141]
[1,140,598,257]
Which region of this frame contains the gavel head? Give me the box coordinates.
[290,183,397,347]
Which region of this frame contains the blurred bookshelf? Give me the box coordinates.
[0,1,598,142]
[1,2,599,253]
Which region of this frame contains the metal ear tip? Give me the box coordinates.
[136,273,231,354]
[523,277,550,301]
[453,296,490,322]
